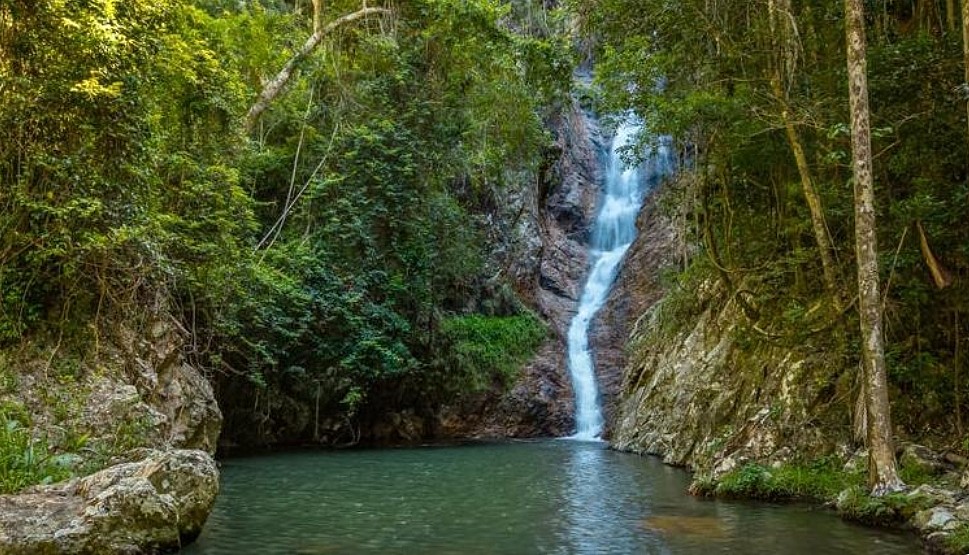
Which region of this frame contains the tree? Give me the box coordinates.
[767,0,843,311]
[844,0,905,495]
[244,2,390,133]
[963,0,969,154]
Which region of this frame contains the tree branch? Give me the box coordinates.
[244,6,390,133]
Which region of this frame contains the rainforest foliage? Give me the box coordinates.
[576,0,969,443]
[0,0,565,444]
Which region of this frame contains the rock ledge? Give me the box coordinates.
[0,449,218,555]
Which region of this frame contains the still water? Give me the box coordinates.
[183,440,918,554]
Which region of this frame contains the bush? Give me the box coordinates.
[438,313,548,390]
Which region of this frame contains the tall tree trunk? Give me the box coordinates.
[767,0,843,310]
[963,0,969,158]
[844,0,905,496]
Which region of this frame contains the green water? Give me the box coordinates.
[183,440,918,554]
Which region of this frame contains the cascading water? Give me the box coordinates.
[567,119,671,440]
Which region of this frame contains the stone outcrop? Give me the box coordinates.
[610,271,847,473]
[589,189,678,438]
[6,309,221,460]
[449,88,606,438]
[584,174,849,471]
[99,314,223,455]
[0,301,223,554]
[0,449,218,555]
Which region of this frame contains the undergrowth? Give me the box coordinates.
[693,458,865,502]
[695,457,941,529]
[836,486,933,526]
[0,404,75,494]
[438,313,548,389]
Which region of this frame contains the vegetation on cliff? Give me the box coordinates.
[0,0,566,474]
[577,0,969,490]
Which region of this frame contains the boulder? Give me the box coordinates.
[914,506,960,533]
[0,449,218,554]
[909,484,960,507]
[900,443,946,476]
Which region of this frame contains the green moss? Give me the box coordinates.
[898,459,940,487]
[945,523,969,554]
[0,353,16,394]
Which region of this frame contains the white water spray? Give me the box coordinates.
[566,119,670,440]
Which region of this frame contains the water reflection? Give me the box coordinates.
[183,441,917,555]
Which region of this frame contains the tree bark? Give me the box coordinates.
[844,0,905,496]
[244,6,389,133]
[963,0,969,157]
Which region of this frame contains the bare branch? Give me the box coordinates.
[244,6,390,133]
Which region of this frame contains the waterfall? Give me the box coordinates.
[566,119,670,440]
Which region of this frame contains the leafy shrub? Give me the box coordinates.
[437,313,548,391]
[0,407,74,494]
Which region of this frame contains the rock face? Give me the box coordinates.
[97,314,223,454]
[610,275,847,473]
[1,303,223,554]
[7,309,222,460]
[589,189,678,438]
[588,178,848,472]
[452,92,606,437]
[0,449,218,554]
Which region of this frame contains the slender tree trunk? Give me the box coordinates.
[948,0,957,32]
[779,100,844,308]
[767,0,843,310]
[963,0,969,159]
[844,0,905,496]
[917,220,954,288]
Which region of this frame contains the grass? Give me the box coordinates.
[697,457,942,529]
[439,313,548,389]
[0,404,74,494]
[945,523,969,554]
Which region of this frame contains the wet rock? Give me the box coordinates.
[0,449,218,554]
[591,188,679,438]
[455,93,604,438]
[910,485,960,507]
[914,506,960,532]
[923,530,955,554]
